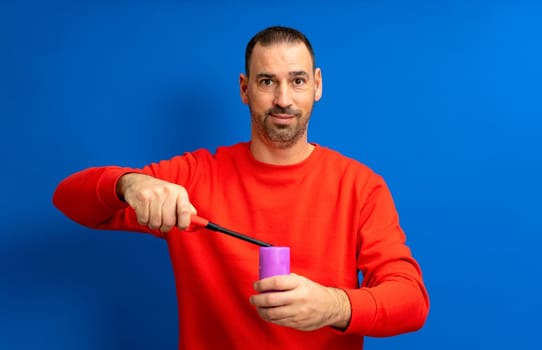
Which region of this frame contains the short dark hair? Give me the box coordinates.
[244,26,315,77]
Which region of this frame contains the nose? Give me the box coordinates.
[273,83,292,108]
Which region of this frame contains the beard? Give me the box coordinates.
[251,105,311,149]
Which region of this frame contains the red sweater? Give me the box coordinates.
[53,142,429,349]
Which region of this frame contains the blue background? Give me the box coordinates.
[2,0,541,349]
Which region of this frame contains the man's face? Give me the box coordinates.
[240,42,322,149]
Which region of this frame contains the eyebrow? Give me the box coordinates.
[255,71,310,79]
[289,70,310,78]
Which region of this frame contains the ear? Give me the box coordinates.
[314,68,323,102]
[239,73,249,105]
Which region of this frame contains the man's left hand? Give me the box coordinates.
[249,273,351,331]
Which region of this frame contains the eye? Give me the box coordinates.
[293,78,306,86]
[259,79,274,86]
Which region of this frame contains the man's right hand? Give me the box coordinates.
[116,173,197,233]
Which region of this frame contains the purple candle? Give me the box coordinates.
[259,246,290,279]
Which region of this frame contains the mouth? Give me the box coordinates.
[270,113,295,120]
[268,114,296,127]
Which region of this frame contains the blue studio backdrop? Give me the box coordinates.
[2,1,541,349]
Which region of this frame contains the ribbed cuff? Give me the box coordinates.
[341,287,378,335]
[96,167,136,208]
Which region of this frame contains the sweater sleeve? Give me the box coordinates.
[51,166,157,235]
[52,151,207,237]
[341,175,429,337]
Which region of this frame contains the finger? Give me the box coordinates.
[134,200,150,227]
[176,196,192,230]
[254,302,317,331]
[250,290,293,308]
[257,305,298,324]
[160,196,177,233]
[148,196,163,230]
[254,274,297,293]
[189,203,197,215]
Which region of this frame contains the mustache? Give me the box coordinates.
[266,106,302,117]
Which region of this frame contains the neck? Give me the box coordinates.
[250,137,315,165]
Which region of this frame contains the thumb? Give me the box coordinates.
[189,203,198,215]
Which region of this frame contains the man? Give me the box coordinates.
[53,26,429,349]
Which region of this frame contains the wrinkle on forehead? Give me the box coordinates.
[250,42,314,78]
